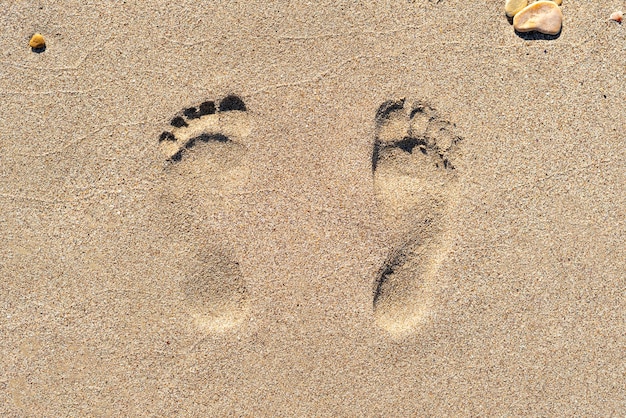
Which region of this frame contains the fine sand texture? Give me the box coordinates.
[1,1,625,416]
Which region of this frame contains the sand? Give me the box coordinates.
[1,1,625,415]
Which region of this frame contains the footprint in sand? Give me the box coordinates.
[372,99,462,335]
[158,95,251,331]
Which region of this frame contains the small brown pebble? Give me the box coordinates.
[29,33,45,49]
[609,11,623,23]
[513,1,563,35]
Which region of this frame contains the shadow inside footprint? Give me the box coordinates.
[158,94,251,164]
[183,101,216,119]
[218,95,247,112]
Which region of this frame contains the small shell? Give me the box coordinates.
[29,33,45,49]
[609,11,623,23]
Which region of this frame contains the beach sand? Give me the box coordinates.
[1,1,625,415]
